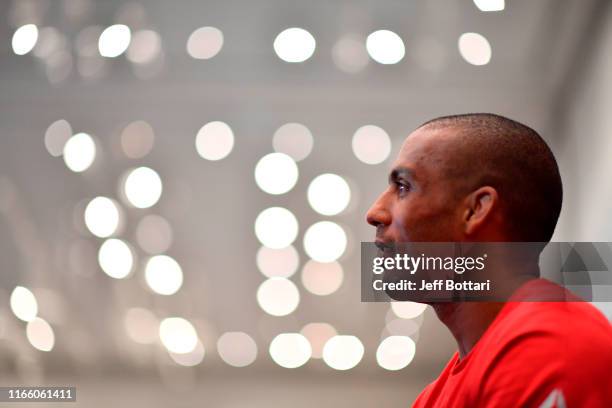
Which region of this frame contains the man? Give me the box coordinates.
[366,113,612,407]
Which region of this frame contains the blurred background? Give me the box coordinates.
[1,0,612,406]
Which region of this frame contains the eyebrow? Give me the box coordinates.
[388,167,415,185]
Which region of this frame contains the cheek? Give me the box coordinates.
[390,197,458,241]
[387,200,424,239]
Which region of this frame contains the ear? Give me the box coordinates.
[462,186,498,236]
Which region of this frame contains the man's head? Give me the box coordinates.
[366,113,563,245]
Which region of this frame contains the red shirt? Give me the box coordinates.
[412,279,612,407]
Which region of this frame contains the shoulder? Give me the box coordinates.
[493,299,612,369]
[492,292,612,351]
[475,296,612,406]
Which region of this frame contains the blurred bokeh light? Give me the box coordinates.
[217,332,258,367]
[98,238,134,279]
[10,286,38,322]
[269,333,312,368]
[12,24,38,55]
[122,167,163,209]
[84,197,121,238]
[256,245,300,278]
[307,173,351,216]
[145,255,183,295]
[256,277,300,317]
[26,317,55,352]
[273,28,316,63]
[351,125,391,165]
[458,32,492,66]
[63,132,96,172]
[98,24,131,58]
[322,335,364,370]
[195,121,234,161]
[272,123,313,162]
[254,153,299,195]
[254,207,299,249]
[186,26,224,60]
[366,30,405,65]
[303,221,347,262]
[376,336,416,371]
[159,317,198,354]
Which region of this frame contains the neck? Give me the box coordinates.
[432,273,536,358]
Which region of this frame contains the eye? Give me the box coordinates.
[396,181,410,196]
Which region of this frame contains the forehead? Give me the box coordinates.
[393,126,460,174]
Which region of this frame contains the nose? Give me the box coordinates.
[366,192,392,228]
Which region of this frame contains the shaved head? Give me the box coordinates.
[417,113,563,242]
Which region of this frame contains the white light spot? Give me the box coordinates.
[272,123,313,162]
[307,174,351,216]
[10,286,38,322]
[458,32,492,66]
[159,317,198,354]
[127,29,161,64]
[254,207,299,249]
[366,30,405,65]
[120,120,155,159]
[303,221,347,262]
[322,335,364,370]
[254,153,298,195]
[12,24,39,55]
[169,340,205,366]
[135,214,173,255]
[300,323,337,359]
[391,302,428,319]
[195,121,234,161]
[84,197,120,238]
[44,119,72,157]
[186,26,224,59]
[98,238,133,279]
[352,125,391,165]
[301,260,343,296]
[217,332,258,367]
[63,132,96,172]
[124,307,158,344]
[274,28,316,63]
[98,24,131,58]
[376,336,416,371]
[123,167,162,208]
[257,278,300,317]
[269,333,311,368]
[145,255,183,296]
[26,317,55,352]
[473,0,505,12]
[256,245,299,278]
[332,34,369,73]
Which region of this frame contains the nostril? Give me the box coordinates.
[366,210,384,227]
[366,211,378,227]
